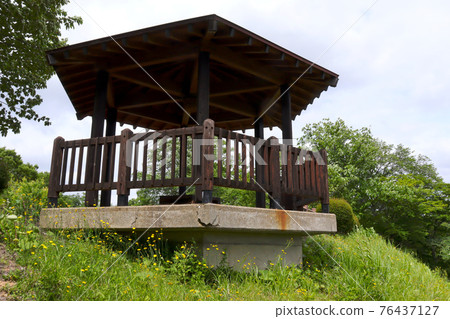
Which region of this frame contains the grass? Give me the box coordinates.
[1,207,449,301]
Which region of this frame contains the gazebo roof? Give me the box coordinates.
[46,14,338,131]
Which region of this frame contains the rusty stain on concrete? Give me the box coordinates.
[275,209,288,230]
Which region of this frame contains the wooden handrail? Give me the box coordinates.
[47,119,329,210]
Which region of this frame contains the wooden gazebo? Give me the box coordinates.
[46,15,338,212]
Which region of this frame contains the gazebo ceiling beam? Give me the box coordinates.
[107,46,198,73]
[52,45,198,74]
[119,109,181,126]
[189,57,199,95]
[256,87,281,118]
[210,83,277,97]
[64,77,95,90]
[110,72,183,97]
[116,97,182,110]
[206,43,284,85]
[215,118,252,126]
[210,96,256,118]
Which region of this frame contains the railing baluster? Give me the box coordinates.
[191,133,195,180]
[101,140,109,184]
[217,128,223,180]
[108,138,117,188]
[299,152,305,191]
[77,142,84,186]
[305,152,311,192]
[133,140,139,183]
[263,140,269,190]
[242,138,247,186]
[61,143,69,187]
[161,136,167,183]
[92,138,101,190]
[315,152,321,198]
[171,135,176,184]
[152,137,158,183]
[249,140,254,186]
[69,141,76,186]
[226,130,231,185]
[142,137,148,183]
[180,132,186,182]
[234,134,239,183]
[292,148,299,195]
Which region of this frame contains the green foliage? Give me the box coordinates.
[58,193,85,208]
[0,147,39,183]
[319,198,359,234]
[0,175,48,221]
[130,187,179,206]
[213,187,255,207]
[303,228,449,300]
[299,118,450,275]
[0,177,448,301]
[0,158,9,192]
[1,217,449,300]
[0,0,82,136]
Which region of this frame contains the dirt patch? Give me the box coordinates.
[0,243,21,301]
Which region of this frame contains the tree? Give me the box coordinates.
[0,147,39,183]
[299,118,450,274]
[0,0,82,136]
[0,159,9,192]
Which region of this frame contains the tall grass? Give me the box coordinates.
[303,228,449,300]
[1,215,449,301]
[1,179,448,300]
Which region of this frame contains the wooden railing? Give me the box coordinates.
[48,119,329,211]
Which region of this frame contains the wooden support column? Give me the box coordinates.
[197,51,210,123]
[85,70,109,207]
[269,137,281,209]
[202,119,214,203]
[195,51,210,202]
[47,136,65,207]
[281,84,293,142]
[117,129,133,206]
[320,149,330,213]
[100,107,117,207]
[254,118,265,208]
[280,84,295,210]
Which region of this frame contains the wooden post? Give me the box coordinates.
[86,70,109,206]
[254,117,265,208]
[47,136,65,208]
[117,129,133,206]
[269,137,281,209]
[280,84,295,210]
[320,149,330,213]
[281,84,293,142]
[197,51,210,123]
[195,51,210,202]
[202,119,214,203]
[100,107,117,207]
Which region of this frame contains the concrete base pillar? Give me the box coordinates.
[40,204,336,271]
[201,231,303,270]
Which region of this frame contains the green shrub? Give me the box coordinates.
[0,159,9,192]
[319,198,359,234]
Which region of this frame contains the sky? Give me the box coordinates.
[2,0,450,182]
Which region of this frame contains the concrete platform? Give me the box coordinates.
[40,204,336,269]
